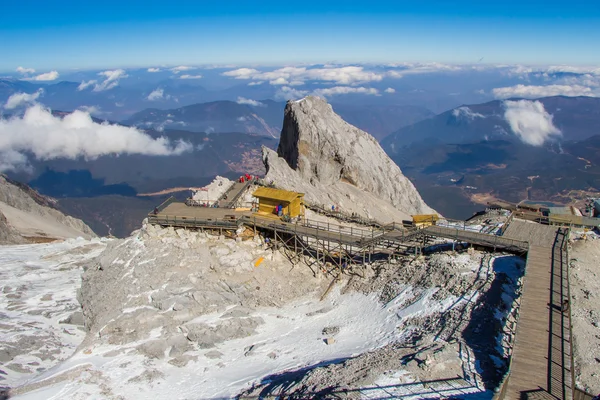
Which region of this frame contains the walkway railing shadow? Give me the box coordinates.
[235,374,489,400]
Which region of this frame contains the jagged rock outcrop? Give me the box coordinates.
[263,96,434,222]
[0,210,25,244]
[77,223,325,359]
[0,175,96,242]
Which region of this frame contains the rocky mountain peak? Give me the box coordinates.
[0,175,96,243]
[264,96,434,221]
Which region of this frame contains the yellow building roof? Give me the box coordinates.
[252,187,304,203]
[412,214,439,223]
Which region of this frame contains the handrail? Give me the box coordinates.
[149,196,176,215]
[423,225,529,251]
[304,203,387,228]
[499,212,515,236]
[302,218,379,238]
[492,240,533,400]
[147,215,240,229]
[564,229,580,400]
[225,180,254,208]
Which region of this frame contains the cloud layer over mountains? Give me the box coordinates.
[503,100,561,146]
[78,69,128,92]
[0,105,192,172]
[4,90,44,109]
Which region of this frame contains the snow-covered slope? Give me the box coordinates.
[4,220,524,399]
[0,238,107,389]
[0,175,95,243]
[263,96,435,223]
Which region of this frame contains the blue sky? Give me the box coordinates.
[2,0,600,71]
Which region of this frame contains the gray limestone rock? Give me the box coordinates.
[0,174,96,241]
[263,96,435,222]
[0,210,24,245]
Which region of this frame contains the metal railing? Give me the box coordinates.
[149,196,176,215]
[302,218,381,239]
[499,212,515,236]
[305,203,387,228]
[147,214,240,230]
[222,180,254,208]
[423,225,529,252]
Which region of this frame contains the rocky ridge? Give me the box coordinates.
[263,96,434,222]
[0,175,96,243]
[78,223,327,360]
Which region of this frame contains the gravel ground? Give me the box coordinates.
[569,232,600,394]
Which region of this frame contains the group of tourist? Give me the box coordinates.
[238,173,258,183]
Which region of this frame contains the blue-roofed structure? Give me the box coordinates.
[594,199,600,217]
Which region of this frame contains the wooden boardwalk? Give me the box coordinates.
[218,180,252,208]
[149,203,576,399]
[503,227,572,400]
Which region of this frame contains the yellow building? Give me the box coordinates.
[252,187,305,218]
[412,214,439,228]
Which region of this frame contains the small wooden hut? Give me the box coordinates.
[252,187,305,218]
[412,214,439,228]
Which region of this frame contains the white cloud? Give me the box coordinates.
[16,66,35,74]
[94,69,127,91]
[386,62,464,78]
[451,106,485,120]
[171,66,195,74]
[147,88,164,101]
[78,105,104,116]
[179,74,203,79]
[248,81,264,86]
[384,88,396,93]
[222,68,260,79]
[312,86,379,97]
[269,77,289,85]
[237,116,247,122]
[78,80,97,91]
[27,71,59,81]
[503,100,561,146]
[0,150,30,173]
[492,84,596,99]
[236,97,264,107]
[147,67,161,72]
[541,65,600,76]
[78,69,128,92]
[0,105,193,172]
[222,66,384,86]
[275,86,309,100]
[4,89,43,109]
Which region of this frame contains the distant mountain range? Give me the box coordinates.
[0,78,211,120]
[383,96,600,148]
[330,103,434,141]
[7,128,277,237]
[124,100,284,137]
[381,96,600,219]
[7,82,600,233]
[13,129,276,195]
[124,100,434,140]
[2,79,434,139]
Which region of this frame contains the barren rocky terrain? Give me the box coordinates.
[1,219,526,399]
[569,232,600,394]
[0,175,95,244]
